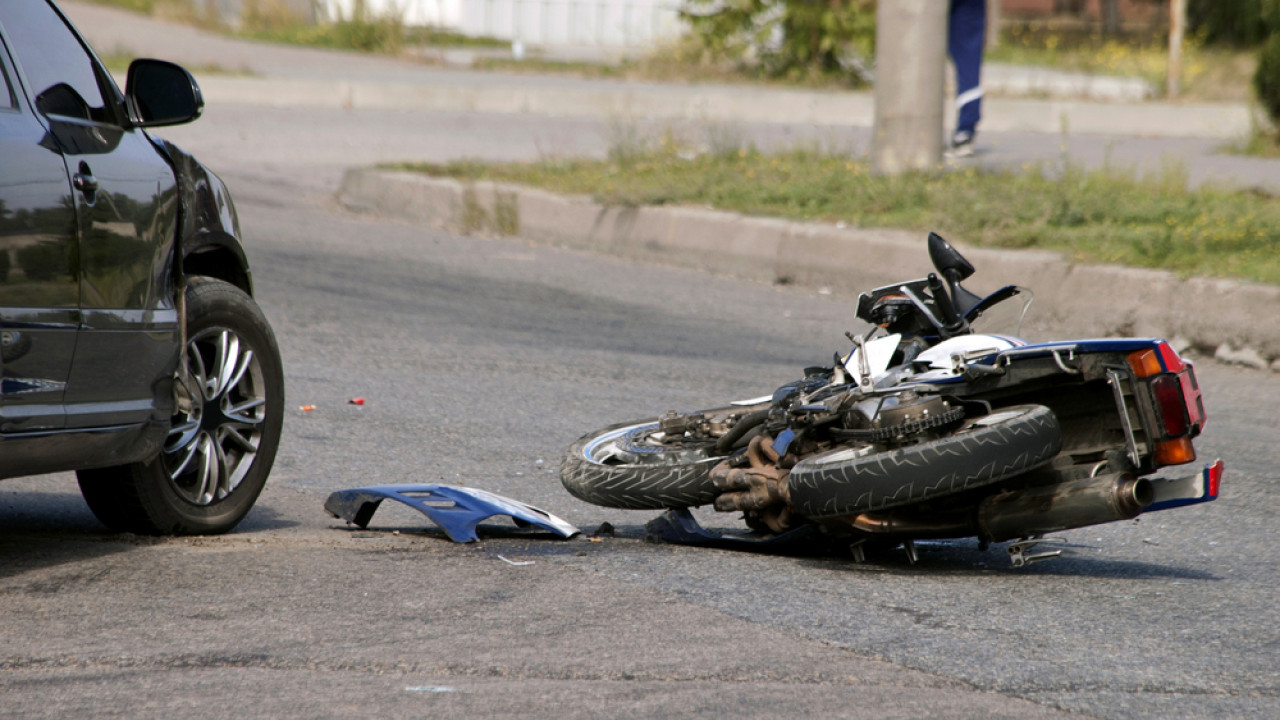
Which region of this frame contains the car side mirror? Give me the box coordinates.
[125,59,203,127]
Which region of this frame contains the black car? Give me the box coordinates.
[0,0,283,534]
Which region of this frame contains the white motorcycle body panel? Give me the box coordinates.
[842,334,902,385]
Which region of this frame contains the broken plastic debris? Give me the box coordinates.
[497,554,534,566]
[349,397,365,405]
[323,484,580,543]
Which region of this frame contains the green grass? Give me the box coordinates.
[86,0,505,55]
[238,20,405,54]
[80,0,155,12]
[402,27,507,49]
[394,144,1280,286]
[988,24,1256,103]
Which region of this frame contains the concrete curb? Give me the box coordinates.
[983,63,1154,102]
[338,168,1280,369]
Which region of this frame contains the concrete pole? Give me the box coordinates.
[872,0,949,175]
[986,0,1001,50]
[1168,0,1186,99]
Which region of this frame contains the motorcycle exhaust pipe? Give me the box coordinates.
[848,513,974,539]
[977,472,1154,542]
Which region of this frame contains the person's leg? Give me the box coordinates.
[948,0,987,153]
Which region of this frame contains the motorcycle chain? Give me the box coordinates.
[835,407,966,443]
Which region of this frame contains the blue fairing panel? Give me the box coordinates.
[324,484,580,542]
[1022,338,1165,353]
[982,337,1170,368]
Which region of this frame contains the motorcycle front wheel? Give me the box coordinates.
[560,418,727,509]
[788,404,1062,518]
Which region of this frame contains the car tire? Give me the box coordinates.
[77,277,284,534]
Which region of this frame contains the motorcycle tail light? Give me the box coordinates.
[1151,374,1192,437]
[1155,437,1196,466]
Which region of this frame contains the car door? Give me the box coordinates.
[0,18,79,433]
[0,0,180,431]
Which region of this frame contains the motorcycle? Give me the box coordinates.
[560,233,1222,566]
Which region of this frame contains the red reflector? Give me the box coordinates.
[1151,374,1191,437]
[1207,460,1224,498]
[1180,365,1206,432]
[1156,437,1197,466]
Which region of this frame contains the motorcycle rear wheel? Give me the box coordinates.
[560,419,726,509]
[788,404,1061,518]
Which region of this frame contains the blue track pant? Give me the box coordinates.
[949,0,986,137]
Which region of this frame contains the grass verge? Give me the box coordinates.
[394,142,1280,287]
[989,27,1256,103]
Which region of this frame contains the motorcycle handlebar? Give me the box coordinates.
[928,273,968,337]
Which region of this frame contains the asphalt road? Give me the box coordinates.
[4,16,1280,715]
[3,160,1278,717]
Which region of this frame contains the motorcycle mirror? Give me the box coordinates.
[928,232,975,282]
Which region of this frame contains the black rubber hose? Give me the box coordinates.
[715,410,771,453]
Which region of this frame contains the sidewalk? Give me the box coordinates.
[66,2,1252,140]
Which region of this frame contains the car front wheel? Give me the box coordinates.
[77,277,284,534]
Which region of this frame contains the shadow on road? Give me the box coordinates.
[790,540,1222,580]
[0,490,300,579]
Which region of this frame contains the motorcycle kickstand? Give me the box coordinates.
[850,539,868,564]
[902,539,918,565]
[1006,537,1067,568]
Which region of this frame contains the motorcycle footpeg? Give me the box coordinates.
[1006,537,1068,567]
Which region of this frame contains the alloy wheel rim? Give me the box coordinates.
[163,327,267,505]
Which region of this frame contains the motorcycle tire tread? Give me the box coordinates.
[788,404,1062,518]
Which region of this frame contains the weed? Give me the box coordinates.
[493,191,520,236]
[458,185,520,236]
[460,187,486,234]
[604,119,651,169]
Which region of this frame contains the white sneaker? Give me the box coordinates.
[946,131,975,158]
